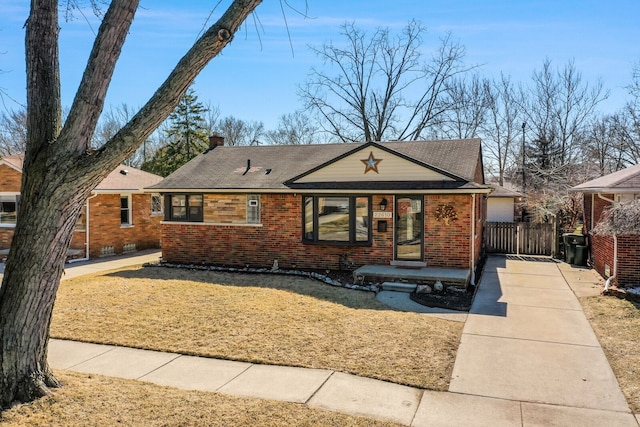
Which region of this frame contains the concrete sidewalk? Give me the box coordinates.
[60,249,162,280]
[0,249,161,280]
[45,254,640,426]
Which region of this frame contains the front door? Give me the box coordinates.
[394,195,423,261]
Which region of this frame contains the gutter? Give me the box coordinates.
[597,193,617,291]
[146,188,493,195]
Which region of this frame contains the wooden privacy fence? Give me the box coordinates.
[484,221,556,256]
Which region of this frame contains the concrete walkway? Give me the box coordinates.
[44,254,640,426]
[0,249,162,280]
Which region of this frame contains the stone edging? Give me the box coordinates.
[144,262,379,293]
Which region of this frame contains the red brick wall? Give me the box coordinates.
[84,193,161,258]
[0,228,12,251]
[0,165,21,252]
[0,164,22,192]
[0,160,161,258]
[583,193,640,286]
[2,193,161,258]
[585,193,612,281]
[161,193,478,271]
[424,195,473,268]
[616,236,640,286]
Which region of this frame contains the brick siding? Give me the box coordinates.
[161,193,481,271]
[583,193,640,286]
[0,192,161,258]
[204,194,247,223]
[0,165,22,192]
[82,193,161,258]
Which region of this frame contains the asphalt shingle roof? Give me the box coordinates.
[571,164,640,193]
[1,154,161,191]
[149,139,485,191]
[488,184,522,198]
[95,166,163,192]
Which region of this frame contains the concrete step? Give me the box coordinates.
[381,282,417,293]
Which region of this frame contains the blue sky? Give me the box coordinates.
[1,1,638,130]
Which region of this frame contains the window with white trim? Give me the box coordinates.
[120,195,132,226]
[0,195,19,225]
[151,194,163,215]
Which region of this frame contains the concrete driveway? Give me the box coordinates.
[448,255,633,422]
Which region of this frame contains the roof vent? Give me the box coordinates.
[120,169,129,175]
[265,168,272,175]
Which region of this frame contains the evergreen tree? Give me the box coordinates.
[142,88,209,176]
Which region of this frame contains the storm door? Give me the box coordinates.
[394,196,423,261]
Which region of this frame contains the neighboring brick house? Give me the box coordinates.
[571,164,640,287]
[0,154,163,260]
[149,137,490,285]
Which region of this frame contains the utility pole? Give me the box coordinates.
[521,122,526,194]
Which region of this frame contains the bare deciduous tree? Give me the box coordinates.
[0,109,27,156]
[216,115,265,145]
[93,103,156,166]
[583,115,629,176]
[520,59,608,190]
[265,111,318,145]
[436,74,488,140]
[0,0,261,408]
[300,21,471,142]
[482,75,522,186]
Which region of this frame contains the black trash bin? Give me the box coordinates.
[575,245,588,266]
[563,233,587,265]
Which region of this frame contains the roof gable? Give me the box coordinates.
[0,154,24,172]
[286,142,459,185]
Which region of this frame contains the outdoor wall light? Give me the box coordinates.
[379,198,388,211]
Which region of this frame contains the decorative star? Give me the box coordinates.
[361,151,383,174]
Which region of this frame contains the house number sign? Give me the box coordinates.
[373,211,393,219]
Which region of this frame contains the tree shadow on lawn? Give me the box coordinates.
[103,265,401,313]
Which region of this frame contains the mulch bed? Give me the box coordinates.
[409,289,475,311]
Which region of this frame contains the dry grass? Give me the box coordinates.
[0,371,402,426]
[580,295,640,413]
[50,266,463,391]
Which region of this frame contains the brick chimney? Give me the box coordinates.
[208,133,224,148]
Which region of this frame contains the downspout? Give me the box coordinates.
[470,194,476,286]
[68,192,98,263]
[591,193,595,231]
[597,193,617,291]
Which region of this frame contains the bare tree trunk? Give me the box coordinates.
[0,166,92,405]
[0,0,261,408]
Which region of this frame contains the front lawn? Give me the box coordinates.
[0,371,402,427]
[580,295,640,413]
[50,265,463,391]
